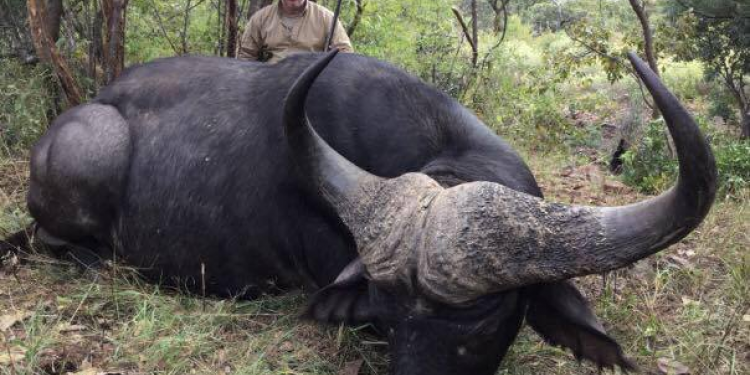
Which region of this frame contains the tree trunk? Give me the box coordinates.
[628,0,658,76]
[27,0,83,106]
[347,0,363,38]
[45,0,63,42]
[89,0,104,86]
[0,0,33,61]
[471,0,478,67]
[181,0,191,54]
[628,0,660,120]
[722,70,749,139]
[217,0,224,55]
[102,0,129,84]
[225,0,238,57]
[451,7,476,66]
[487,0,507,34]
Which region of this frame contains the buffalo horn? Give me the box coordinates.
[282,51,386,237]
[416,53,717,304]
[283,52,717,305]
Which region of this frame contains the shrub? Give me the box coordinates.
[712,135,750,198]
[661,59,704,101]
[621,116,749,198]
[708,85,738,123]
[620,118,678,193]
[0,60,55,151]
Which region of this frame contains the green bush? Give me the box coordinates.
[126,0,223,63]
[661,59,704,101]
[354,0,458,84]
[0,60,55,151]
[621,117,749,197]
[708,85,738,123]
[621,118,678,193]
[469,30,575,150]
[712,135,750,197]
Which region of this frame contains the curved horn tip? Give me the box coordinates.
[283,49,340,135]
[296,49,340,87]
[315,48,340,70]
[626,52,653,76]
[626,51,640,64]
[283,49,340,105]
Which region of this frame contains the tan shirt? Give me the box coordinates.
[237,1,353,63]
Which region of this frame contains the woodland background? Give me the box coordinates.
[0,1,748,374]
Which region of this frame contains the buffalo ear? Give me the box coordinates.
[303,258,375,325]
[525,281,637,371]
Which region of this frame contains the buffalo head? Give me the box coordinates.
[285,51,715,374]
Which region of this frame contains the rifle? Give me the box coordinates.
[324,0,344,51]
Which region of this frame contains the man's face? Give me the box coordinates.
[281,0,306,13]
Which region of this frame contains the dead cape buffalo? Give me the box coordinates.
[2,50,715,375]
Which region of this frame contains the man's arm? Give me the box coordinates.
[329,21,353,53]
[237,16,263,60]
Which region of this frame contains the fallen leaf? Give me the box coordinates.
[657,357,690,375]
[338,359,364,375]
[603,180,629,193]
[742,314,750,323]
[0,346,26,365]
[667,255,693,269]
[216,348,227,363]
[560,166,574,177]
[681,297,700,306]
[66,369,98,375]
[0,310,32,331]
[58,323,88,333]
[79,358,92,370]
[279,341,294,352]
[678,249,696,258]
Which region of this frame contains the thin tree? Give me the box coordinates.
[627,0,661,120]
[27,0,83,105]
[487,0,509,39]
[671,0,750,138]
[181,0,192,54]
[628,0,659,77]
[0,0,36,62]
[347,0,363,37]
[225,0,238,57]
[45,0,62,41]
[471,0,478,67]
[102,0,130,83]
[451,4,478,68]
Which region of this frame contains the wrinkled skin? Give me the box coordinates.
[309,264,631,375]
[6,53,643,375]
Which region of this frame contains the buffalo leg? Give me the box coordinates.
[1,224,110,270]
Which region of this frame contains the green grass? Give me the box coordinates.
[2,147,747,374]
[0,60,55,152]
[0,257,388,375]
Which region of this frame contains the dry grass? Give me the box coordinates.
[1,149,748,375]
